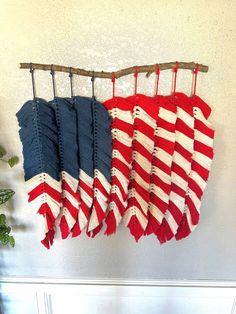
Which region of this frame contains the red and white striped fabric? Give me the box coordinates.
[71,170,93,237]
[27,173,62,248]
[87,99,112,237]
[123,94,159,241]
[59,172,81,239]
[104,97,135,235]
[175,95,215,240]
[145,95,177,235]
[156,93,195,243]
[88,169,111,237]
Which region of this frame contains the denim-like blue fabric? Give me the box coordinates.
[91,96,112,182]
[73,96,94,178]
[16,98,60,181]
[73,96,112,182]
[17,96,112,184]
[49,97,79,180]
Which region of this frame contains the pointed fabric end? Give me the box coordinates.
[127,215,144,242]
[175,214,191,240]
[59,215,70,239]
[91,223,103,238]
[41,237,50,249]
[145,214,160,236]
[186,195,200,225]
[71,222,82,238]
[86,228,91,237]
[91,198,106,228]
[155,227,166,244]
[144,224,153,236]
[156,219,174,244]
[38,203,56,230]
[105,211,117,236]
[38,203,56,248]
[41,229,55,249]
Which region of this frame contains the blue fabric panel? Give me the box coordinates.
[16,98,60,181]
[17,95,112,185]
[73,96,94,178]
[49,97,79,180]
[92,97,112,181]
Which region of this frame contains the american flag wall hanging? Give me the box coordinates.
[17,61,215,249]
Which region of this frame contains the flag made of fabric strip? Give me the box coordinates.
[156,93,195,243]
[87,97,112,237]
[49,97,80,240]
[16,98,61,249]
[124,94,159,241]
[103,96,134,235]
[145,95,177,235]
[175,95,215,240]
[70,96,94,237]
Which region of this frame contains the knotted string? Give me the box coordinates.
[173,61,179,94]
[193,63,199,96]
[69,67,73,98]
[91,72,95,99]
[134,66,138,95]
[155,64,160,96]
[29,63,36,99]
[111,72,116,98]
[50,64,56,98]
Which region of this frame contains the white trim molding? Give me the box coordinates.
[0,277,236,314]
[1,276,236,287]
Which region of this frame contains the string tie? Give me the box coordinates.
[50,64,56,98]
[69,67,73,98]
[111,72,115,98]
[29,63,36,99]
[155,64,160,96]
[193,63,199,96]
[173,61,179,94]
[134,66,138,95]
[91,72,95,98]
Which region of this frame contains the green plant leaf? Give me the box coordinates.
[8,156,19,168]
[0,226,8,235]
[0,145,7,158]
[9,236,15,247]
[0,233,9,246]
[0,147,17,249]
[0,213,6,225]
[0,189,15,205]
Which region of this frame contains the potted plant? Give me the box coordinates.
[0,145,18,247]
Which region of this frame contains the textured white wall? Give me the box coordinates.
[0,0,235,280]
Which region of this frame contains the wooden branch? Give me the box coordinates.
[18,61,208,79]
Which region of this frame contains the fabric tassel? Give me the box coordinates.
[16,98,61,249]
[103,97,134,235]
[87,98,112,237]
[156,93,194,243]
[175,95,215,240]
[123,94,159,241]
[49,98,80,239]
[145,95,177,235]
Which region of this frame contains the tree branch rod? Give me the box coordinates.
[19,61,209,79]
